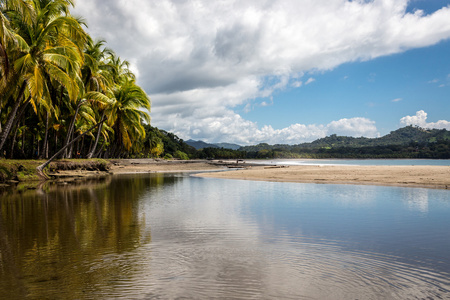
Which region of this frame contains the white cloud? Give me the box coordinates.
[159,107,378,145]
[291,81,303,88]
[400,110,450,130]
[305,77,316,85]
[73,0,450,144]
[327,117,379,138]
[392,98,403,102]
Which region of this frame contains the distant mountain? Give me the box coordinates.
[186,139,218,150]
[186,140,242,150]
[213,142,242,150]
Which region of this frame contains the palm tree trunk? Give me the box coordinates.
[87,110,106,158]
[40,111,50,159]
[37,117,107,179]
[0,81,27,152]
[67,132,75,158]
[87,139,93,156]
[94,143,105,158]
[80,136,85,157]
[5,98,30,158]
[54,133,58,155]
[63,99,85,158]
[21,119,26,156]
[9,125,19,158]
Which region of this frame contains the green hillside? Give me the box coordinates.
[240,126,450,159]
[131,125,450,160]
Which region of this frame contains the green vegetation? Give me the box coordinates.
[135,125,450,160]
[240,126,450,159]
[141,125,196,159]
[0,158,109,182]
[1,0,150,162]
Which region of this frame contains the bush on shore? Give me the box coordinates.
[0,159,111,183]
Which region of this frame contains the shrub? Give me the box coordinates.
[174,150,189,160]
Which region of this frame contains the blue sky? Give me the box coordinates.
[244,39,450,135]
[74,0,450,145]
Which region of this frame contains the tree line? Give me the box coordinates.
[1,0,150,160]
[141,126,450,160]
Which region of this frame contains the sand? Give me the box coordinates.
[194,164,450,189]
[49,159,450,189]
[108,159,224,174]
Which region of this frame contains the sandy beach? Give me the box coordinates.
[194,164,450,189]
[46,159,450,189]
[108,159,224,174]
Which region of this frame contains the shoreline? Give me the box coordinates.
[1,159,449,190]
[108,159,450,190]
[194,164,450,190]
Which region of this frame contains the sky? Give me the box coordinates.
[73,0,450,145]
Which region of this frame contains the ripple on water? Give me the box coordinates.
[95,234,450,300]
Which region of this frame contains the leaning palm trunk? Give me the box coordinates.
[37,117,107,179]
[9,125,19,158]
[87,111,106,158]
[0,81,27,152]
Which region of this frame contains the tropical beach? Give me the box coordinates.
[2,1,450,299]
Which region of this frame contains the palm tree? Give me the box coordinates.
[0,0,87,153]
[81,37,114,158]
[2,1,152,160]
[0,0,34,91]
[85,91,112,158]
[106,78,150,157]
[82,37,114,92]
[0,0,34,143]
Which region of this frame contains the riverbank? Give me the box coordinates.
[0,158,229,185]
[1,159,449,189]
[0,159,111,185]
[108,159,225,174]
[194,164,450,189]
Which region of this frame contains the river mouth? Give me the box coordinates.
[1,173,449,299]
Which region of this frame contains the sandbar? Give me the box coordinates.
[108,159,223,174]
[194,164,450,189]
[48,159,450,189]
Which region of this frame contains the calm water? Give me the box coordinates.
[1,174,450,299]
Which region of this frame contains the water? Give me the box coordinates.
[1,174,450,299]
[247,158,450,166]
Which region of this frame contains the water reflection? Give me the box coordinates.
[1,174,450,299]
[402,188,429,213]
[0,175,170,299]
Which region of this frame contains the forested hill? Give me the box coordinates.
[121,125,450,160]
[146,125,449,159]
[302,126,449,148]
[238,126,450,159]
[241,126,449,151]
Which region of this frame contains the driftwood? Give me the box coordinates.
[264,165,289,169]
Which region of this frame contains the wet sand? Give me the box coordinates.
[194,164,450,189]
